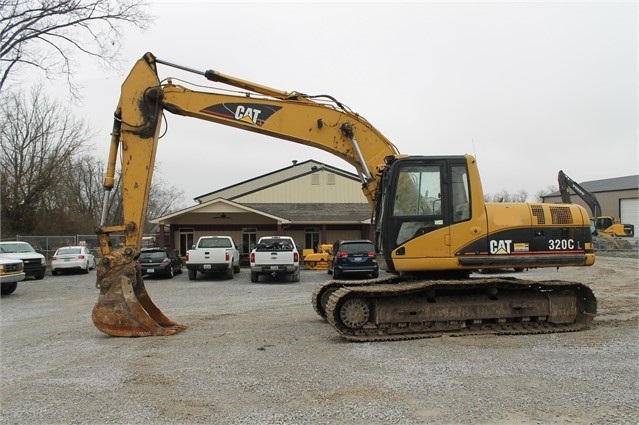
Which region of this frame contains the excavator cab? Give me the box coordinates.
[595,217,614,231]
[374,155,478,275]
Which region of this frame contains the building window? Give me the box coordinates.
[311,173,320,185]
[178,228,194,256]
[242,228,257,254]
[327,173,336,185]
[305,228,320,252]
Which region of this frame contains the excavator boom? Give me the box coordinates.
[558,170,602,217]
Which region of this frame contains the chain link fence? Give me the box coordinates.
[592,236,639,255]
[5,234,159,265]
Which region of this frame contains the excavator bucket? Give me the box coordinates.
[92,248,186,337]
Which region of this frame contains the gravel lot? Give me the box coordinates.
[1,255,637,425]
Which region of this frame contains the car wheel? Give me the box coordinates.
[52,269,58,276]
[188,269,197,280]
[35,273,45,280]
[226,267,234,279]
[234,264,240,273]
[167,266,174,278]
[250,272,259,282]
[292,270,300,282]
[84,262,90,274]
[333,268,341,279]
[371,271,379,278]
[1,282,18,295]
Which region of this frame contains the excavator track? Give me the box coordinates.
[322,277,597,342]
[311,276,401,319]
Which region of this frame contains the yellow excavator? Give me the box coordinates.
[303,244,333,270]
[93,53,596,341]
[558,170,635,238]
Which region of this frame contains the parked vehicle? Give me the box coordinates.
[186,236,240,280]
[51,246,96,275]
[0,241,46,280]
[250,236,300,282]
[0,257,25,295]
[139,247,183,278]
[328,239,378,279]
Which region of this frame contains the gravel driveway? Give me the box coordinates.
[1,255,637,425]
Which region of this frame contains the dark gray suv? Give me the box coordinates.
[139,247,183,278]
[327,239,378,279]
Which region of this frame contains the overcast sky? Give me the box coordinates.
[60,1,638,204]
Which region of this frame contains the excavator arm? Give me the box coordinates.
[92,53,400,336]
[558,170,602,217]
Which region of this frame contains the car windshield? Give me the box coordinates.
[57,248,81,255]
[258,239,293,250]
[0,242,35,253]
[199,239,232,248]
[340,243,374,255]
[140,251,167,261]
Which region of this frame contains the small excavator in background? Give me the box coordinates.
[91,53,597,341]
[558,170,635,238]
[302,244,333,270]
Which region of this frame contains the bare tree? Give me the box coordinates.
[98,167,187,234]
[511,189,529,203]
[0,0,151,94]
[146,176,186,233]
[484,189,530,203]
[485,190,510,203]
[0,85,93,236]
[535,185,558,202]
[0,86,185,238]
[41,152,107,233]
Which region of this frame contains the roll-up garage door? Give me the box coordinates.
[620,198,639,234]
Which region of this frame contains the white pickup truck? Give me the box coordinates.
[0,257,25,295]
[185,236,241,280]
[0,241,46,280]
[249,236,300,283]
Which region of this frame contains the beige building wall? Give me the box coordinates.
[198,164,324,202]
[325,229,363,244]
[233,170,367,203]
[170,212,279,226]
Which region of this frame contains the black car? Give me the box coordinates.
[139,247,183,278]
[328,239,378,279]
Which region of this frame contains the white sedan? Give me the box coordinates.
[51,246,96,275]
